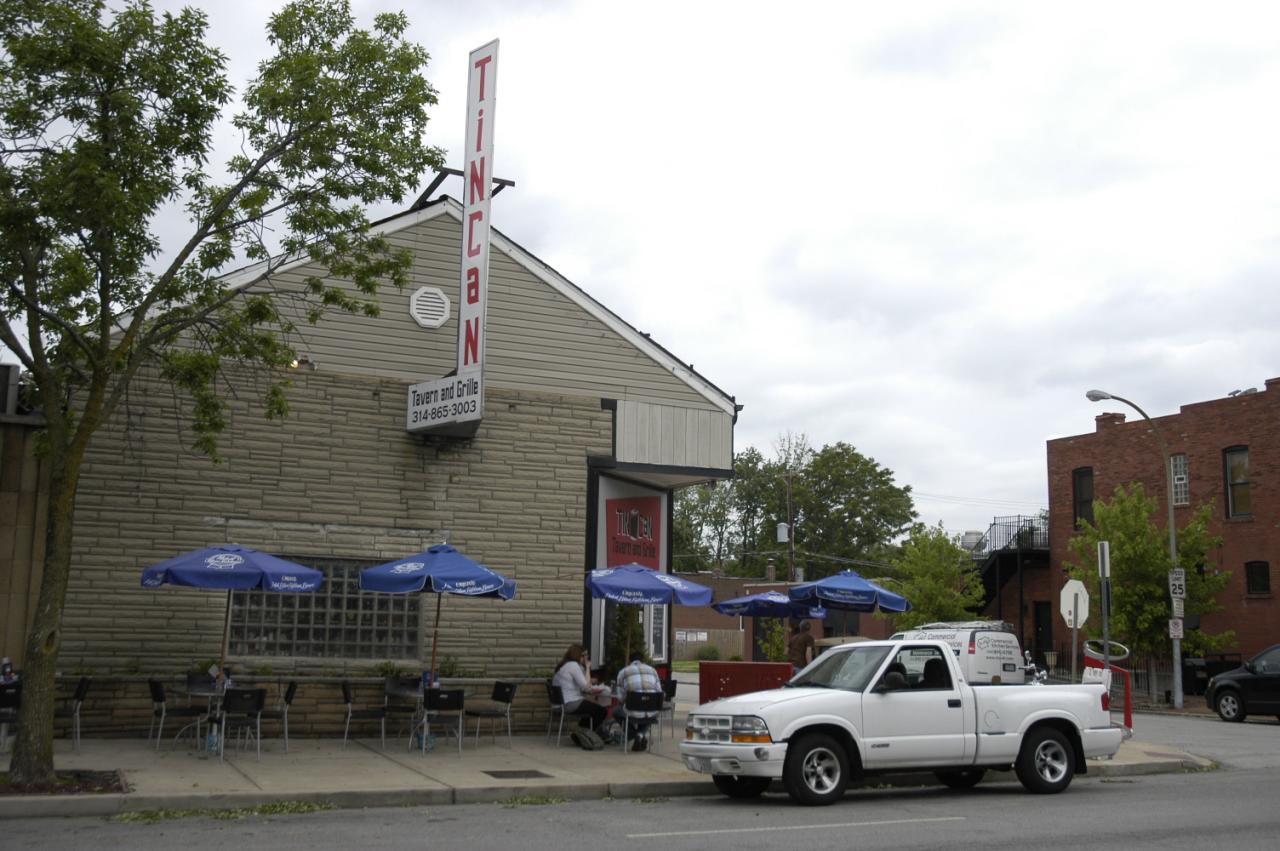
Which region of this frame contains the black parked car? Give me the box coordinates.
[1206,644,1280,722]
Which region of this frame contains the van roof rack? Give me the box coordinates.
[915,620,1016,633]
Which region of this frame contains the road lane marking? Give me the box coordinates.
[627,815,966,839]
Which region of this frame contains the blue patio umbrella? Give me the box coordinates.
[140,544,324,675]
[360,544,516,675]
[713,590,827,620]
[586,564,712,660]
[586,564,713,606]
[788,569,911,613]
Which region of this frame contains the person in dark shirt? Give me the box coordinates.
[788,621,815,672]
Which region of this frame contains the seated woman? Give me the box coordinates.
[552,644,609,731]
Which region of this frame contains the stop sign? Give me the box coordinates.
[1060,579,1090,629]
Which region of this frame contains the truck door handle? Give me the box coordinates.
[948,699,961,708]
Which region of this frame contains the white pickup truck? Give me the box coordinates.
[679,639,1123,805]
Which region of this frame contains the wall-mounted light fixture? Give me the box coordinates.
[290,354,317,370]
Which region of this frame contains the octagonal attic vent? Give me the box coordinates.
[409,287,450,329]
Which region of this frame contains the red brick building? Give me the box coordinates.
[1045,378,1280,659]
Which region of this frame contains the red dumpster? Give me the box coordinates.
[698,661,793,704]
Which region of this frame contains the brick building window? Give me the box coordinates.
[229,557,420,659]
[1245,561,1270,595]
[1170,453,1189,506]
[1072,467,1094,528]
[1223,447,1251,517]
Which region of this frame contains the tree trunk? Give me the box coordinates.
[7,460,79,785]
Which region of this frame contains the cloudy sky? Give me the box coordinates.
[31,1,1280,534]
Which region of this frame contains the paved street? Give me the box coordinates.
[6,712,1279,850]
[1128,711,1280,770]
[5,767,1278,851]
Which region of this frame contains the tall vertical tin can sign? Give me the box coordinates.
[457,40,498,385]
[406,40,498,437]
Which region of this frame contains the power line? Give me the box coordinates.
[912,490,1044,509]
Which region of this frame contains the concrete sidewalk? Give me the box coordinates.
[0,727,1211,819]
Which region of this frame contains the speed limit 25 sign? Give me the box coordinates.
[1168,568,1186,600]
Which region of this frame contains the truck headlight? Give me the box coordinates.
[731,715,771,743]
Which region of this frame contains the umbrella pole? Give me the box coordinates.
[218,589,232,682]
[428,593,443,680]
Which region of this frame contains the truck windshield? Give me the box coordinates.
[790,645,892,692]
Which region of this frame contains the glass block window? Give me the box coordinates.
[229,557,420,659]
[1170,453,1189,506]
[1245,561,1270,595]
[1223,447,1252,517]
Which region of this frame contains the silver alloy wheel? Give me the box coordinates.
[801,745,842,794]
[1033,738,1069,784]
[1219,693,1240,719]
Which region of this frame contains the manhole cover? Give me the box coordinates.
[483,769,553,779]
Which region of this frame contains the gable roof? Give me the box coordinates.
[219,196,737,417]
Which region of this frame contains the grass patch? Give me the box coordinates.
[671,661,699,673]
[498,795,569,809]
[112,800,335,824]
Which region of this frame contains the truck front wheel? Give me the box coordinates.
[1015,727,1074,794]
[712,775,771,799]
[782,733,850,806]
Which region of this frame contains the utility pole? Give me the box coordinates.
[785,471,796,583]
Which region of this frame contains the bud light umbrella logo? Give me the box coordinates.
[391,562,426,575]
[142,576,164,587]
[205,554,244,570]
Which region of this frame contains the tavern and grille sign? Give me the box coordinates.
[407,39,499,436]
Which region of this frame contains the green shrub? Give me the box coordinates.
[728,654,744,662]
[695,645,721,661]
[372,660,406,679]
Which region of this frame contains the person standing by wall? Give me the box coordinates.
[788,621,815,672]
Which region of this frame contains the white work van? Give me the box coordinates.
[890,621,1025,685]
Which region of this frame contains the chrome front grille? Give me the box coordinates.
[686,714,733,743]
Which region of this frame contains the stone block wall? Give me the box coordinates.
[58,365,612,679]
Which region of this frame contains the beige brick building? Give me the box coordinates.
[2,196,737,683]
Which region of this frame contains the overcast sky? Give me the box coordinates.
[20,1,1280,535]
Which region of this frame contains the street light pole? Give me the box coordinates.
[1086,389,1183,709]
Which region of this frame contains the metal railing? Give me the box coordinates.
[969,515,1049,560]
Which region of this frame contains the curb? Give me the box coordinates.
[0,753,1211,821]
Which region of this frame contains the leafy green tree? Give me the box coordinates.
[1066,483,1230,658]
[794,442,916,577]
[677,437,916,581]
[892,523,985,628]
[758,618,789,662]
[729,446,776,575]
[673,480,735,573]
[672,485,713,572]
[604,604,648,676]
[0,0,443,783]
